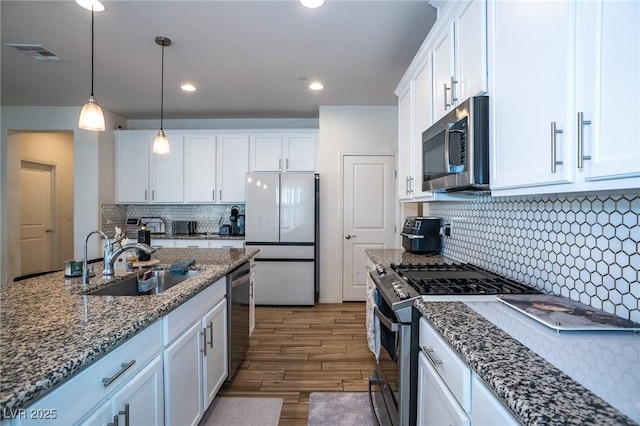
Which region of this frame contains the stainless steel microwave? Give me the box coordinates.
[422,96,489,193]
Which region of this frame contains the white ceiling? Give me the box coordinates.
[1,0,437,120]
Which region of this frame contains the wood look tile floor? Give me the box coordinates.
[218,303,377,426]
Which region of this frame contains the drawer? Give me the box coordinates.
[162,277,226,345]
[210,240,244,248]
[17,321,162,426]
[419,317,471,412]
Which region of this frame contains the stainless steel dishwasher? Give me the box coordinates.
[226,261,250,380]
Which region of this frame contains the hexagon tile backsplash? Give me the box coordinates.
[428,193,639,322]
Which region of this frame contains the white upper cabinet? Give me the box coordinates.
[249,131,317,172]
[184,134,216,203]
[489,0,640,195]
[217,134,249,203]
[115,131,184,204]
[398,83,416,201]
[432,0,488,122]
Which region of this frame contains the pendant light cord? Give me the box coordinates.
[90,6,95,96]
[160,42,165,131]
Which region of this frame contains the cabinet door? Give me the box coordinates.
[173,240,209,248]
[471,374,518,426]
[152,133,184,203]
[112,356,164,426]
[489,0,575,190]
[456,0,487,100]
[417,352,470,426]
[432,22,455,121]
[209,239,244,248]
[116,134,150,203]
[202,298,227,408]
[218,134,249,202]
[185,134,216,203]
[398,84,415,201]
[163,321,203,426]
[75,398,113,426]
[578,0,640,182]
[250,134,283,171]
[283,134,317,172]
[151,239,174,249]
[413,59,433,199]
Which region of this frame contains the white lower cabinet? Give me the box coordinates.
[79,356,164,426]
[163,278,227,426]
[418,317,517,425]
[471,375,519,426]
[418,352,470,426]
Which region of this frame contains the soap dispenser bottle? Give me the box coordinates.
[138,225,151,261]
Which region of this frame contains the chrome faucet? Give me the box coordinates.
[82,230,156,284]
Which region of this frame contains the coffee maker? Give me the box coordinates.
[229,205,241,236]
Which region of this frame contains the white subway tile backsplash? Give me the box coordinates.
[428,193,640,322]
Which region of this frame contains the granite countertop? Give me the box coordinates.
[0,247,258,412]
[147,233,245,240]
[365,248,456,267]
[414,300,638,425]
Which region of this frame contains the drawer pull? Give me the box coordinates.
[208,321,214,349]
[107,414,119,426]
[201,330,207,356]
[422,346,442,368]
[118,403,130,426]
[102,360,136,387]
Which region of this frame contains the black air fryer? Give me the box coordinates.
[400,217,441,254]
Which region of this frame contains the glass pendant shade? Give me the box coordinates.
[153,130,170,155]
[78,95,105,131]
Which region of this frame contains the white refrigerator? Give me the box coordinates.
[245,173,318,305]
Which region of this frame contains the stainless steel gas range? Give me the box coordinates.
[367,262,540,426]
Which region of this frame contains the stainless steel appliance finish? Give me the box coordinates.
[422,96,489,193]
[368,262,540,426]
[400,217,441,254]
[172,220,197,235]
[141,217,166,234]
[226,262,250,380]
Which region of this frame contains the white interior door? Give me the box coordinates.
[20,161,54,275]
[342,155,396,301]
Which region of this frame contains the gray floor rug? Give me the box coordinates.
[200,397,283,426]
[308,392,376,426]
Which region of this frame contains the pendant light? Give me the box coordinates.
[78,4,105,131]
[153,36,172,155]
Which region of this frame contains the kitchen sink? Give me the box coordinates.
[85,270,200,296]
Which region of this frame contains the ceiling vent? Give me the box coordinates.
[5,44,67,61]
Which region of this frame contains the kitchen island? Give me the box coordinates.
[0,247,258,415]
[366,248,638,425]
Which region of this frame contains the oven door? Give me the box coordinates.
[368,302,400,426]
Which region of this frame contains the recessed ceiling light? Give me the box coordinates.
[181,83,196,92]
[309,82,324,91]
[300,0,325,9]
[75,0,105,12]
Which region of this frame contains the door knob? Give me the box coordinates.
[345,234,356,240]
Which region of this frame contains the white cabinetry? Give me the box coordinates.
[249,132,317,172]
[471,374,519,425]
[152,239,244,248]
[115,131,184,204]
[489,0,640,195]
[217,134,249,203]
[163,278,227,426]
[184,134,217,203]
[398,84,416,201]
[432,0,487,122]
[15,322,162,426]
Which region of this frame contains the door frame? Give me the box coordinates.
[340,152,398,302]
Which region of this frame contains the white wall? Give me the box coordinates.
[318,106,398,303]
[1,106,126,284]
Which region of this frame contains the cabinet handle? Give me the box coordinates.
[208,321,214,349]
[421,346,442,368]
[118,403,130,426]
[107,414,119,426]
[152,190,155,201]
[200,330,207,356]
[577,112,592,169]
[102,360,136,387]
[286,158,289,170]
[279,158,282,170]
[409,176,414,194]
[212,190,216,202]
[405,176,410,195]
[219,189,222,201]
[144,190,148,201]
[450,76,458,104]
[444,83,451,110]
[550,121,564,173]
[250,280,254,298]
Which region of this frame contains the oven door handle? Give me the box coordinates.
[374,307,399,332]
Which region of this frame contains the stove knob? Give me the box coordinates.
[375,264,386,275]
